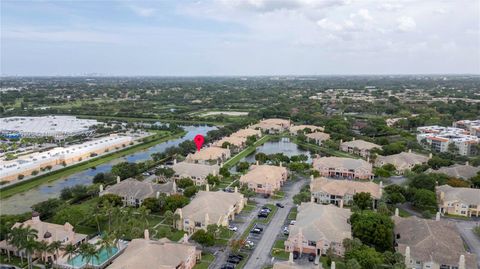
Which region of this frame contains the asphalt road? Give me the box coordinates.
[455,221,480,265]
[243,179,306,269]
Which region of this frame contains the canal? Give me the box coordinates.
[1,125,217,215]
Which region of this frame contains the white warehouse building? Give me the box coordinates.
[0,116,100,139]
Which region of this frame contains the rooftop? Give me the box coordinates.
[341,139,381,150]
[240,164,287,185]
[313,157,372,171]
[375,151,429,171]
[185,147,230,162]
[436,185,480,205]
[427,164,480,180]
[310,177,382,199]
[0,116,99,137]
[101,179,176,200]
[172,162,219,179]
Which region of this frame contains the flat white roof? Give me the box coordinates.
[0,116,99,137]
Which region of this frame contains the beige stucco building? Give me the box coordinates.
[284,203,351,257]
[374,150,430,173]
[312,157,373,180]
[289,125,324,135]
[340,139,381,158]
[305,132,331,145]
[436,185,480,217]
[393,215,477,269]
[310,176,382,208]
[0,213,87,262]
[172,160,219,185]
[175,189,246,234]
[185,147,231,164]
[239,164,288,195]
[250,118,291,133]
[107,231,200,269]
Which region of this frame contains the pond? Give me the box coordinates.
[0,124,217,215]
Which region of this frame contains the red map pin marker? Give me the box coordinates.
[194,134,205,151]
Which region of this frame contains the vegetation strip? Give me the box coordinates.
[0,131,185,199]
[223,135,272,169]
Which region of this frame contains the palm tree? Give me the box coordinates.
[62,243,77,265]
[78,243,99,269]
[6,226,24,264]
[48,240,62,265]
[24,238,40,269]
[7,224,38,267]
[36,241,49,262]
[137,206,150,230]
[96,232,116,257]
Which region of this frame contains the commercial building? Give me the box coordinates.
[0,134,133,182]
[436,185,480,217]
[100,178,177,207]
[185,147,231,164]
[340,139,381,158]
[310,177,382,208]
[0,116,99,139]
[171,160,220,186]
[427,163,480,180]
[239,164,288,195]
[107,231,199,269]
[284,203,351,257]
[393,215,477,269]
[0,212,87,262]
[312,157,373,180]
[374,151,430,173]
[417,126,479,156]
[175,189,246,234]
[305,132,331,145]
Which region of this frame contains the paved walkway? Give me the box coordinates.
[243,179,305,269]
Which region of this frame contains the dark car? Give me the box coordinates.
[227,257,241,264]
[0,266,16,269]
[229,254,244,260]
[221,264,235,269]
[250,228,262,234]
[293,251,300,259]
[276,202,284,208]
[258,213,268,218]
[254,224,264,231]
[308,253,316,262]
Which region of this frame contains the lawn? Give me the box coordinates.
[287,207,297,220]
[270,239,289,260]
[271,190,285,200]
[0,254,27,268]
[223,135,272,169]
[0,130,185,199]
[320,256,346,269]
[193,253,215,269]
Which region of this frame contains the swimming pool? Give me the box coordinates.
[68,247,119,268]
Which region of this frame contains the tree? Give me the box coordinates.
[206,174,220,185]
[345,259,362,269]
[165,194,189,211]
[353,192,373,210]
[96,232,116,257]
[345,244,384,269]
[236,162,250,173]
[142,197,162,213]
[255,153,268,164]
[24,238,40,269]
[92,172,116,184]
[446,178,470,187]
[62,243,77,264]
[53,207,85,227]
[350,211,394,252]
[246,135,257,146]
[98,194,123,207]
[154,167,175,178]
[191,230,215,247]
[31,198,64,220]
[78,243,99,268]
[111,162,139,179]
[177,178,194,188]
[183,186,197,198]
[427,156,454,169]
[412,189,437,211]
[219,167,230,178]
[48,240,62,265]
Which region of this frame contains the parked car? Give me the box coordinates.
[228,254,244,260]
[275,202,284,208]
[258,212,269,218]
[254,224,264,231]
[262,205,271,210]
[293,251,300,259]
[290,220,296,225]
[250,228,262,234]
[308,254,316,262]
[221,264,235,269]
[227,257,241,264]
[228,225,238,232]
[283,226,289,235]
[263,194,270,198]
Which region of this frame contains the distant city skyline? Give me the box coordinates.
[1,0,479,76]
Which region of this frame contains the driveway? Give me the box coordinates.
[454,221,480,265]
[243,179,306,269]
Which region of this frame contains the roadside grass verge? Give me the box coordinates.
[193,253,215,269]
[270,239,289,260]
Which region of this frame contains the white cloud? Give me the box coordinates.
[127,5,156,17]
[317,18,343,31]
[397,16,416,32]
[357,9,373,21]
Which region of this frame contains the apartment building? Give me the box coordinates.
[239,164,288,195]
[312,157,373,180]
[417,126,479,156]
[436,185,480,217]
[339,139,381,158]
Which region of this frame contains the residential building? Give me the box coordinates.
[312,157,373,180]
[250,118,291,133]
[273,253,319,269]
[289,125,324,135]
[305,132,331,145]
[100,178,176,207]
[340,139,381,158]
[239,164,288,195]
[0,115,99,139]
[230,128,262,138]
[417,126,479,156]
[427,163,480,180]
[172,160,219,185]
[310,177,382,208]
[213,136,247,149]
[107,231,199,269]
[375,151,430,173]
[393,215,477,269]
[175,189,246,234]
[436,185,480,217]
[185,147,231,164]
[453,119,480,137]
[284,203,352,257]
[0,212,87,262]
[1,134,133,182]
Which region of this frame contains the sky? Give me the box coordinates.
[1,0,479,76]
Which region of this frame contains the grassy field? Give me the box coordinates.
[270,239,289,260]
[223,135,272,169]
[0,130,185,199]
[287,207,297,220]
[75,114,224,126]
[193,253,215,269]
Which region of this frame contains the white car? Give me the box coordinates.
[228,225,238,232]
[290,220,296,225]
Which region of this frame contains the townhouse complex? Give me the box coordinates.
[436,185,480,217]
[374,150,430,173]
[240,163,288,195]
[339,139,381,158]
[312,157,373,180]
